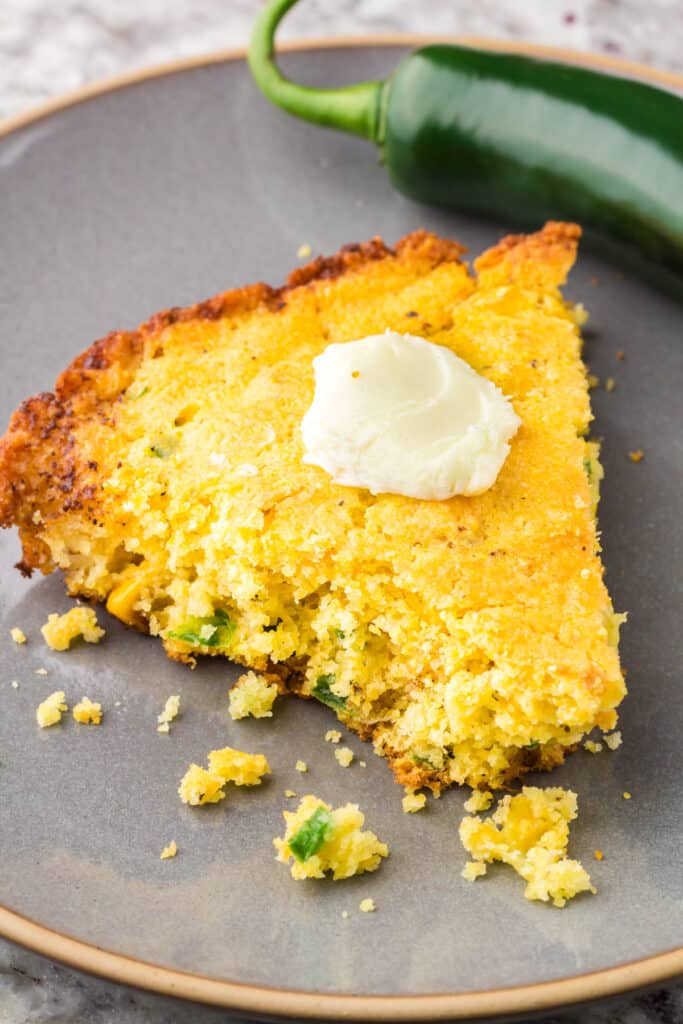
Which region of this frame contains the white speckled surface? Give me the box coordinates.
[0,2,681,1021]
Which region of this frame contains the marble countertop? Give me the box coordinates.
[1,1,681,1022]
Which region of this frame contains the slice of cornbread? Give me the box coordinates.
[0,224,626,790]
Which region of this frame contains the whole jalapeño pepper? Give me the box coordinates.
[249,0,683,274]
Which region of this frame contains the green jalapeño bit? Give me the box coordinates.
[289,805,335,862]
[249,0,683,275]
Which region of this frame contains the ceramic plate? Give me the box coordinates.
[0,40,681,1022]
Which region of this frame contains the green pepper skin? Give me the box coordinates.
[382,45,683,271]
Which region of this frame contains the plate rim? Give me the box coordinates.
[1,35,682,1021]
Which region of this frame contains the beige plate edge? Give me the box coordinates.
[1,35,682,1021]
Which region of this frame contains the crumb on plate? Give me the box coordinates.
[459,786,595,908]
[402,791,427,814]
[178,747,270,806]
[10,627,27,645]
[160,840,177,860]
[297,243,312,259]
[334,746,354,768]
[295,759,308,773]
[603,731,622,751]
[628,450,644,463]
[72,697,102,725]
[178,764,226,806]
[583,740,603,754]
[359,898,376,913]
[41,607,104,651]
[36,690,68,728]
[274,794,388,881]
[229,670,278,720]
[325,730,342,744]
[208,747,270,787]
[461,861,488,881]
[157,694,180,734]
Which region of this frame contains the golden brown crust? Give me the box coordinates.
[474,221,581,289]
[0,230,466,575]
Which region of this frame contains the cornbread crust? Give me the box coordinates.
[0,224,626,792]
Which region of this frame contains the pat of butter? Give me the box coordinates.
[301,332,520,500]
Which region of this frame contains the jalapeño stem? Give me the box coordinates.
[248,0,385,142]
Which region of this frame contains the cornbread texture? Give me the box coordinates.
[36,690,67,728]
[41,607,104,651]
[178,746,270,805]
[157,694,180,733]
[274,794,388,880]
[460,786,595,907]
[229,670,279,719]
[72,696,102,724]
[402,791,427,814]
[0,224,626,791]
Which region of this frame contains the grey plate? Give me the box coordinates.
[0,42,681,1022]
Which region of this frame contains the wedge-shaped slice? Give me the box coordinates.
[0,224,626,790]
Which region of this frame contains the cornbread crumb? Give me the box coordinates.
[604,731,622,751]
[334,747,354,768]
[275,794,389,881]
[459,787,595,908]
[36,690,68,728]
[157,695,180,734]
[341,910,349,919]
[462,861,488,881]
[11,680,19,689]
[284,789,297,798]
[587,373,600,389]
[72,697,102,725]
[10,627,27,645]
[359,760,367,768]
[160,840,177,860]
[359,898,376,913]
[605,377,616,392]
[295,760,308,773]
[229,671,278,720]
[208,747,270,787]
[464,790,494,813]
[402,791,427,814]
[572,302,589,325]
[178,764,226,806]
[297,243,312,259]
[35,668,48,676]
[325,730,342,744]
[41,607,104,651]
[583,740,603,754]
[628,450,644,463]
[623,791,632,800]
[594,850,604,861]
